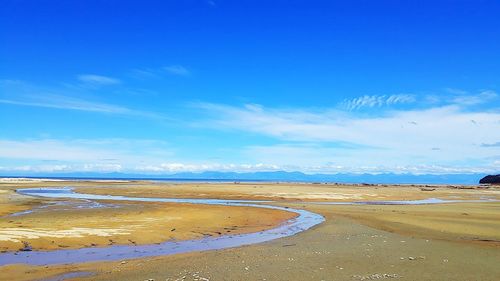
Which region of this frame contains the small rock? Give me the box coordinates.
[19,241,32,252]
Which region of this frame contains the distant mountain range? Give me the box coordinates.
[0,171,491,185]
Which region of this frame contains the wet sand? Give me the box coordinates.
[0,180,499,280]
[71,181,500,202]
[0,188,296,252]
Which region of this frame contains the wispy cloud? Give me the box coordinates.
[0,95,128,114]
[0,94,164,119]
[0,136,498,175]
[130,68,159,79]
[135,163,280,173]
[0,138,283,174]
[451,90,497,106]
[0,77,177,122]
[194,101,500,172]
[2,161,498,175]
[0,138,172,164]
[163,65,190,76]
[341,94,416,110]
[130,65,191,79]
[481,142,500,147]
[77,74,121,85]
[0,163,123,173]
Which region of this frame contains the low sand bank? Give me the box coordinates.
[2,203,499,281]
[322,202,500,246]
[0,180,499,280]
[70,181,500,202]
[0,188,296,252]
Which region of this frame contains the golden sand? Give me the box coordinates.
[0,180,499,281]
[0,188,295,252]
[71,181,500,202]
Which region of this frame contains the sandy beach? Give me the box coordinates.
[0,180,499,280]
[4,1,500,280]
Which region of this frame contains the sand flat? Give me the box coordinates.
[0,180,499,281]
[0,187,296,252]
[67,181,500,202]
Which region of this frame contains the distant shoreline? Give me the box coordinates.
[0,175,482,186]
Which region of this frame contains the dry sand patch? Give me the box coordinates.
[1,181,500,281]
[0,191,296,252]
[3,202,500,281]
[68,181,500,202]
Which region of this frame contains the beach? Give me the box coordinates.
[0,179,499,280]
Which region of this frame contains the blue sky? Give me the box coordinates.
[1,0,499,175]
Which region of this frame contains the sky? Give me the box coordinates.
[1,0,500,175]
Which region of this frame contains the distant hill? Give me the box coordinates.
[479,174,500,184]
[0,171,488,185]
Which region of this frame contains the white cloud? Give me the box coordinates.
[481,142,500,147]
[0,138,172,164]
[0,95,128,114]
[130,65,191,78]
[196,102,500,144]
[0,94,166,119]
[130,68,159,79]
[0,137,498,175]
[445,88,469,95]
[77,74,121,85]
[163,65,190,76]
[1,160,498,175]
[135,163,280,173]
[451,90,498,106]
[242,144,500,174]
[0,79,167,119]
[341,94,416,110]
[0,163,123,173]
[195,102,500,173]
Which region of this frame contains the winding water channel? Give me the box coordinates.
[0,187,496,266]
[0,187,324,266]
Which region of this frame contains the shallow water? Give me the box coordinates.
[315,197,499,205]
[1,187,496,266]
[41,271,94,281]
[4,199,116,218]
[0,187,324,266]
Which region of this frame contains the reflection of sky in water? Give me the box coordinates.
[0,187,324,266]
[4,195,118,218]
[41,271,94,281]
[2,187,496,266]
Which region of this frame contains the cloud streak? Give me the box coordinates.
[163,65,190,76]
[194,101,500,172]
[341,94,416,110]
[77,74,121,85]
[0,95,129,114]
[481,142,500,147]
[0,138,172,165]
[0,94,167,120]
[451,90,498,106]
